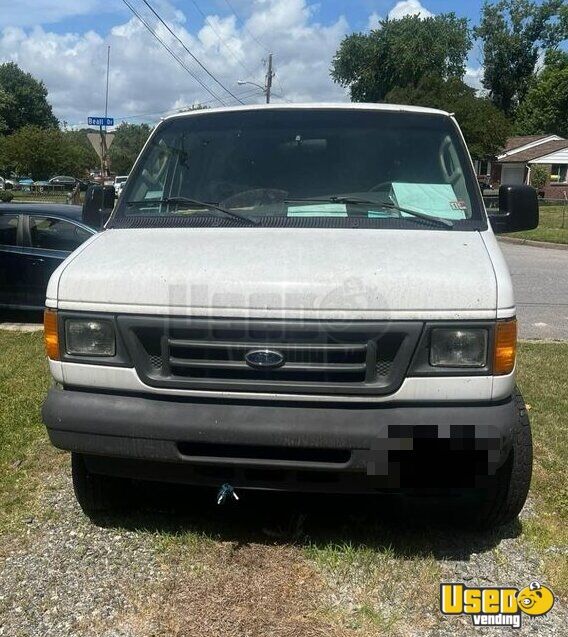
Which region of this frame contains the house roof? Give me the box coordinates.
[503,135,549,152]
[499,139,568,163]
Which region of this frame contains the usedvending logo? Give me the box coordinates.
[440,581,554,629]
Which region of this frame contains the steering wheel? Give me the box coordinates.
[368,181,393,193]
[220,188,288,209]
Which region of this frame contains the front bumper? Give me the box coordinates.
[43,387,519,493]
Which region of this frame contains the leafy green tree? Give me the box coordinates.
[386,76,512,159]
[108,122,152,175]
[515,50,568,137]
[2,126,96,180]
[2,126,62,179]
[0,88,13,135]
[474,0,568,115]
[331,14,471,102]
[0,62,58,134]
[62,129,99,176]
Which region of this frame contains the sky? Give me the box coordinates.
[0,0,536,127]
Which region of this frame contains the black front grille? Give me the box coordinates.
[118,317,422,395]
[168,335,368,383]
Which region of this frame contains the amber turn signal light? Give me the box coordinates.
[494,319,517,375]
[44,309,60,360]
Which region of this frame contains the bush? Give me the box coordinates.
[530,165,549,190]
[0,190,13,202]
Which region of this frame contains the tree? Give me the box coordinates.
[62,129,99,176]
[0,62,58,134]
[474,0,568,115]
[386,76,512,159]
[529,164,549,189]
[2,126,63,179]
[331,13,471,102]
[108,122,152,175]
[2,126,96,180]
[0,88,13,135]
[515,50,568,137]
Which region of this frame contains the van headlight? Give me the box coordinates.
[430,328,488,368]
[65,319,116,356]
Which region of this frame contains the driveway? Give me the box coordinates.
[500,242,568,340]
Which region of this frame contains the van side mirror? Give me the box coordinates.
[488,185,539,234]
[82,184,116,230]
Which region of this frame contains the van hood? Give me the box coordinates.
[49,227,500,320]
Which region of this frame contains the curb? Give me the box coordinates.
[0,323,43,332]
[498,236,568,251]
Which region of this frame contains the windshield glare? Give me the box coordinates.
[117,109,482,226]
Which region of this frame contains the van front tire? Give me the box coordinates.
[471,388,533,529]
[71,453,134,516]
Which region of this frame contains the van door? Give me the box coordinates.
[21,216,92,308]
[0,213,26,307]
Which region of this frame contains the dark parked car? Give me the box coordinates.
[0,204,96,310]
[48,176,82,190]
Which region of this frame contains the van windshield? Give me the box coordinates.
[114,108,484,229]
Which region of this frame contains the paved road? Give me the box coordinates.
[1,243,567,340]
[501,242,568,340]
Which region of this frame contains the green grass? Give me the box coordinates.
[507,205,568,244]
[0,331,52,531]
[516,341,568,592]
[10,190,69,204]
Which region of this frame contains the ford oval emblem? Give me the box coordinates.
[245,349,286,369]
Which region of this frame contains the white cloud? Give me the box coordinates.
[464,66,484,92]
[367,12,382,31]
[388,1,433,20]
[0,0,105,28]
[0,0,349,126]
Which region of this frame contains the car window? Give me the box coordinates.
[0,215,19,246]
[29,217,91,251]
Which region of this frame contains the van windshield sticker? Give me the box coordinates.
[391,183,468,220]
[287,203,348,217]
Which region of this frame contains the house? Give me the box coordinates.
[475,135,568,199]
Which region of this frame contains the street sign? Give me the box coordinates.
[87,132,115,160]
[88,116,114,127]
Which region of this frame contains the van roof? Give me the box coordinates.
[163,102,451,122]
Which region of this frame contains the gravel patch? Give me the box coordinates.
[306,498,566,637]
[435,533,567,636]
[0,475,565,637]
[0,470,168,637]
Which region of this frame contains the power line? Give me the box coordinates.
[121,0,227,106]
[188,0,256,79]
[79,88,265,126]
[222,2,290,103]
[139,0,245,104]
[223,0,272,87]
[223,0,269,53]
[173,88,264,113]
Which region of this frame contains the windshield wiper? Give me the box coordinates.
[285,196,454,228]
[127,196,258,226]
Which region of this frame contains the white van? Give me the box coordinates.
[42,104,538,527]
[113,175,129,198]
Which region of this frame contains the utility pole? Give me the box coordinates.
[100,45,111,179]
[265,53,273,104]
[237,53,275,103]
